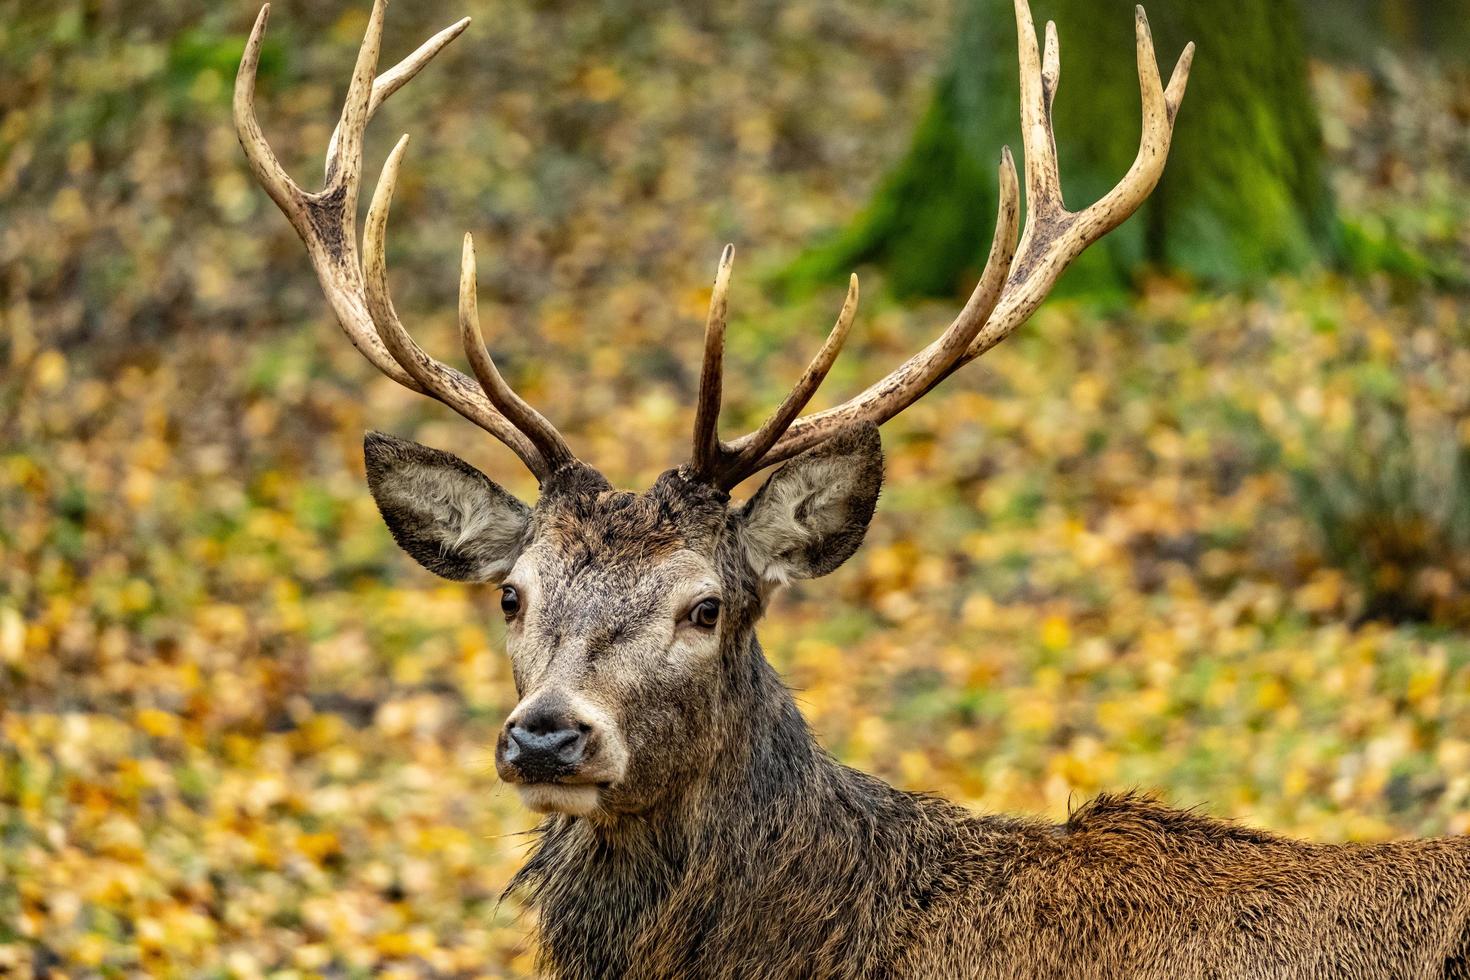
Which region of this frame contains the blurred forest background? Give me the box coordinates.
[2,0,1470,974]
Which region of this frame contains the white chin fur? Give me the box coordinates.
[516,784,601,816]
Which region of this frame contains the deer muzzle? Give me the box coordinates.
[495,690,628,807]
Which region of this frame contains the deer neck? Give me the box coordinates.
[510,627,913,976]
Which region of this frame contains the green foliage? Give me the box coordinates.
[1308,0,1470,64]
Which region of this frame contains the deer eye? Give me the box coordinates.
[687,597,721,629]
[500,585,521,620]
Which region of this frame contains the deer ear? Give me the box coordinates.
[737,423,883,585]
[363,432,532,583]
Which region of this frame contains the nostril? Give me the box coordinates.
[508,725,586,762]
[500,698,595,776]
[542,728,577,750]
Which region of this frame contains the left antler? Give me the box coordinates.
[234,1,576,482]
[689,0,1194,489]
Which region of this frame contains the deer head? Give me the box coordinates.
[235,0,1191,820]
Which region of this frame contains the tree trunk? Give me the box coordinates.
[1309,0,1470,63]
[787,0,1338,297]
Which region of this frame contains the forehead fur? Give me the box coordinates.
[533,462,731,560]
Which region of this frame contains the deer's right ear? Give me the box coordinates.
[363,432,532,583]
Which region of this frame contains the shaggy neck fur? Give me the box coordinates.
[507,623,997,979]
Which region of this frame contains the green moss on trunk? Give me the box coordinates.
[790,0,1338,298]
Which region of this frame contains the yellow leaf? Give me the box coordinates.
[1040,615,1071,652]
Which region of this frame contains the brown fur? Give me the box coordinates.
[362,428,1470,979]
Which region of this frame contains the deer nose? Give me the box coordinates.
[501,703,590,781]
[508,723,584,759]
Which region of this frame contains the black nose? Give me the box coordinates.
[501,706,589,781]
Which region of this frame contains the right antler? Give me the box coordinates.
[689,0,1194,489]
[234,1,574,481]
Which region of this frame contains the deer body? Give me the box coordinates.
[515,638,1470,979]
[236,1,1470,976]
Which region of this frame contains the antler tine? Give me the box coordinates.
[721,273,860,485]
[691,244,735,477]
[325,14,472,180]
[362,137,548,477]
[460,233,576,473]
[721,149,1021,470]
[714,0,1191,476]
[1015,0,1062,213]
[235,7,307,222]
[1086,7,1195,228]
[322,0,385,197]
[1041,20,1060,108]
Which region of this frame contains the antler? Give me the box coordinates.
[691,0,1193,488]
[234,1,574,481]
[238,0,1189,491]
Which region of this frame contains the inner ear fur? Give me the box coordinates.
[736,422,883,585]
[363,431,532,582]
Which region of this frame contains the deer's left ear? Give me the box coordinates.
[736,423,883,585]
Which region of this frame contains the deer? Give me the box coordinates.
[234,1,1470,976]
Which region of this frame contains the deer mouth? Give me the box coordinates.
[514,782,604,816]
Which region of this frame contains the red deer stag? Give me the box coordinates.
[235,2,1470,976]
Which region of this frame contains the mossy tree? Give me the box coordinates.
[1311,0,1470,62]
[788,0,1337,297]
